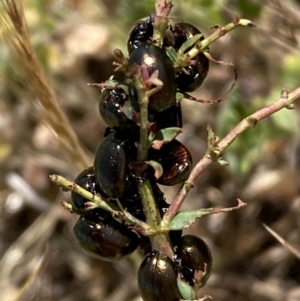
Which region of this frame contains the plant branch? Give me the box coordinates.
[164,199,247,230]
[174,17,256,72]
[163,87,300,222]
[49,174,118,215]
[49,174,150,232]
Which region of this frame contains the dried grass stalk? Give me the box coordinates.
[0,204,63,301]
[0,0,91,171]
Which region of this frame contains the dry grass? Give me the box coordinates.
[0,0,90,172]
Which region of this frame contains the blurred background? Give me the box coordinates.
[0,0,300,300]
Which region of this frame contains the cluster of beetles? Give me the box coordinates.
[66,12,213,301]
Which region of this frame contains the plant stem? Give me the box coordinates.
[163,87,300,223]
[137,179,161,227]
[134,74,150,162]
[131,69,160,227]
[153,0,173,46]
[150,233,174,257]
[132,60,174,258]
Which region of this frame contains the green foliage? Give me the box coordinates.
[169,209,214,230]
[177,278,194,300]
[235,0,262,19]
[283,53,300,87]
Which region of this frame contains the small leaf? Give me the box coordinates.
[102,79,120,88]
[152,127,182,149]
[176,92,184,104]
[122,100,139,122]
[178,33,203,54]
[207,124,218,145]
[169,200,247,230]
[148,130,155,142]
[218,158,229,166]
[122,100,134,120]
[177,278,194,300]
[169,209,214,230]
[152,140,164,150]
[145,160,163,179]
[166,46,178,62]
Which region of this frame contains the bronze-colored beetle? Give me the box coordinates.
[73,209,139,261]
[138,251,182,301]
[175,235,213,287]
[149,139,192,186]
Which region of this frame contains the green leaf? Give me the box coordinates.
[177,278,194,300]
[145,160,163,179]
[218,158,229,166]
[165,46,178,63]
[122,100,136,121]
[169,200,246,230]
[148,130,155,142]
[236,0,262,19]
[104,79,120,88]
[176,92,184,104]
[178,33,203,54]
[207,124,219,146]
[169,209,215,230]
[152,127,182,149]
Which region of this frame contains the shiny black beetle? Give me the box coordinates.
[128,45,176,112]
[175,235,213,287]
[171,22,209,92]
[93,131,136,198]
[73,209,139,261]
[71,166,106,215]
[138,250,182,301]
